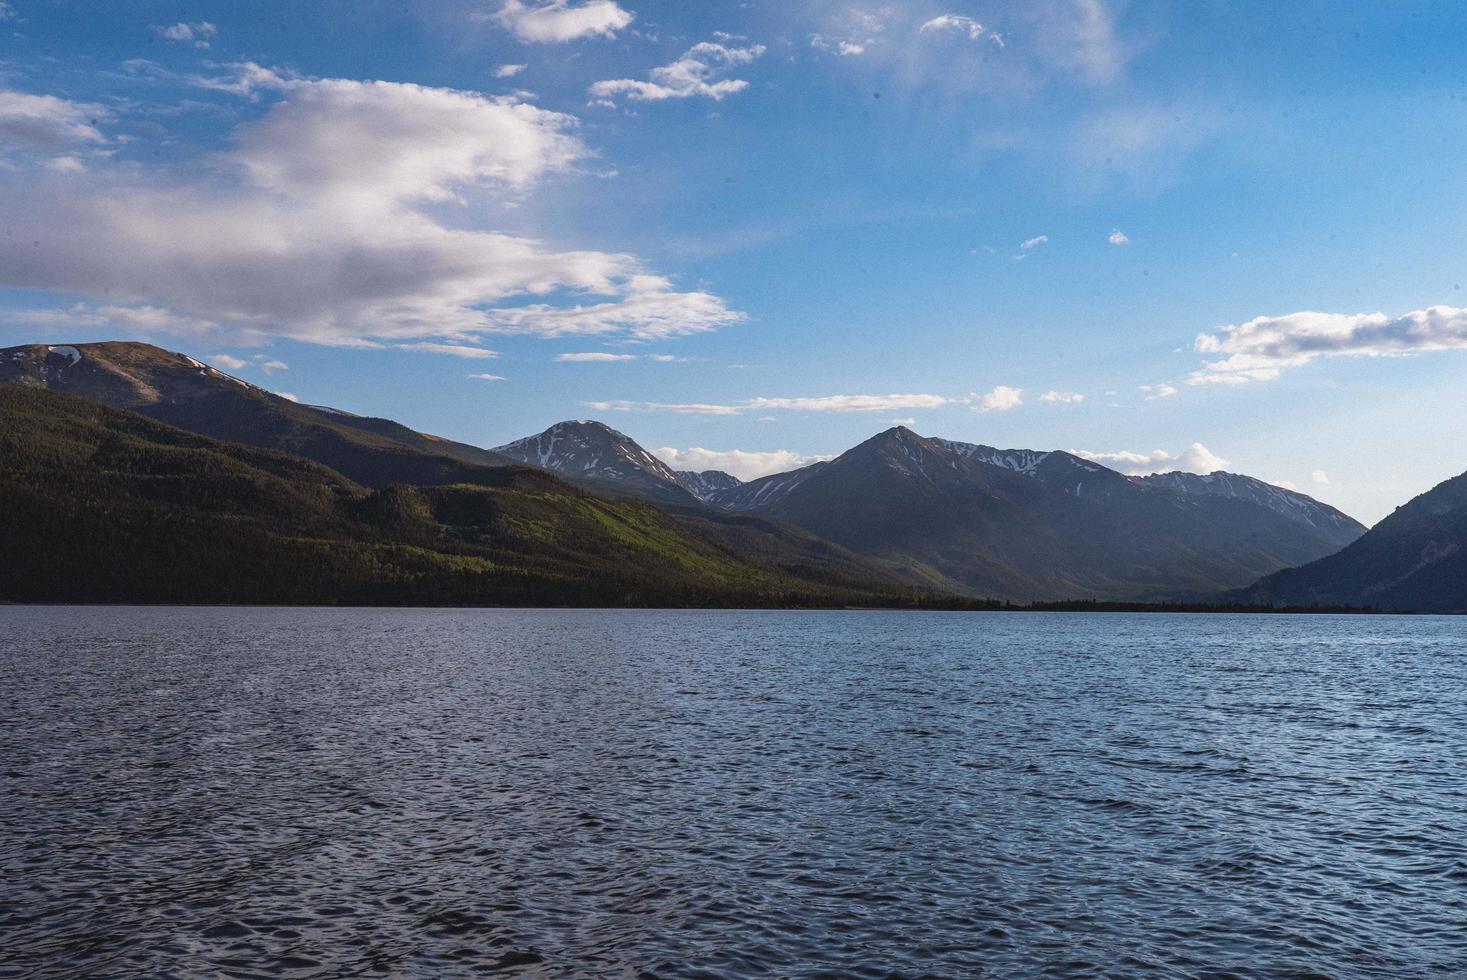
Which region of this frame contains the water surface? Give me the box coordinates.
[2,608,1465,976]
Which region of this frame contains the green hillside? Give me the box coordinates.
[0,385,917,607]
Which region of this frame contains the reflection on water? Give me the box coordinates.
[2,608,1465,976]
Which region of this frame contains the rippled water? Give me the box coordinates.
[2,609,1465,977]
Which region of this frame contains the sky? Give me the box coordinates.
[2,0,1466,524]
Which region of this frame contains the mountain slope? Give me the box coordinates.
[1239,470,1467,612]
[0,342,516,489]
[1138,470,1361,545]
[492,420,699,504]
[0,385,919,607]
[709,427,1365,601]
[679,470,742,500]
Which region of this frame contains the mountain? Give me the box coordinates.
[707,426,1365,602]
[0,384,920,607]
[0,342,516,488]
[679,470,742,500]
[1239,469,1467,612]
[492,420,699,504]
[1138,470,1361,541]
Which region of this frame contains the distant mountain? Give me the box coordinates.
[708,426,1365,602]
[0,342,515,488]
[1138,470,1361,540]
[679,470,742,500]
[492,420,699,504]
[0,385,919,607]
[1239,469,1467,612]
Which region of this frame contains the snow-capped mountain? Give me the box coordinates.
[706,426,1366,602]
[1137,470,1360,537]
[493,420,699,504]
[679,470,742,501]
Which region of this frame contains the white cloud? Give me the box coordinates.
[978,385,1023,411]
[469,372,507,381]
[397,343,500,358]
[653,447,825,481]
[0,79,740,349]
[260,359,288,374]
[0,3,17,21]
[589,41,765,105]
[45,155,87,173]
[585,392,953,415]
[749,393,952,413]
[495,64,528,78]
[1039,390,1084,404]
[0,90,108,150]
[1072,442,1230,476]
[479,286,743,339]
[491,0,632,43]
[209,353,248,370]
[811,34,868,56]
[1191,305,1467,385]
[889,417,917,425]
[584,400,741,416]
[273,391,299,402]
[158,21,217,48]
[1312,469,1330,485]
[1108,229,1129,245]
[1139,382,1177,400]
[1019,234,1048,250]
[919,14,1000,44]
[555,351,636,362]
[188,62,301,99]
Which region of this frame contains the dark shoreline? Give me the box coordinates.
[0,600,1411,614]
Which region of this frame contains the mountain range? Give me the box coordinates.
[4,340,1461,610]
[487,417,1362,599]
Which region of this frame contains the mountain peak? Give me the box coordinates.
[493,419,695,504]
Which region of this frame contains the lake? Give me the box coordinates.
[2,608,1464,976]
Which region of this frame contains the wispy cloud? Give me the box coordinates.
[397,343,500,359]
[586,392,956,416]
[495,64,528,78]
[919,14,1002,45]
[584,400,741,416]
[555,351,637,362]
[1139,382,1177,400]
[209,353,248,370]
[157,21,217,48]
[1108,229,1129,245]
[1191,304,1467,385]
[490,0,632,43]
[590,41,764,105]
[1039,390,1084,404]
[469,373,508,382]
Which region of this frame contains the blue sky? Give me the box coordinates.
[2,0,1466,523]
